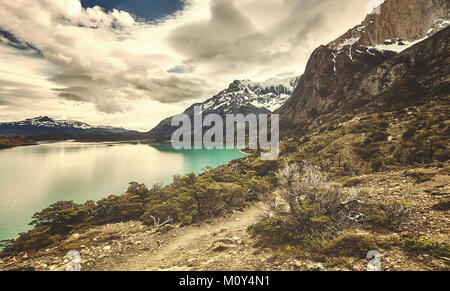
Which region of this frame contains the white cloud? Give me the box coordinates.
[0,0,369,130]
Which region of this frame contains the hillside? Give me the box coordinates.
[277,0,449,130]
[0,136,35,149]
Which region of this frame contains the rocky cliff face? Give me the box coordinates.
[277,43,395,128]
[277,0,449,129]
[330,0,449,50]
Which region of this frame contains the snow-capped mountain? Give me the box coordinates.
[202,77,299,113]
[0,116,140,136]
[147,77,299,139]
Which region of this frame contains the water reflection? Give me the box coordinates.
[0,141,245,242]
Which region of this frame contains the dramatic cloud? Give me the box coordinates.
[0,0,370,130]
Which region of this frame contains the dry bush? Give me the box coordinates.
[271,162,348,234]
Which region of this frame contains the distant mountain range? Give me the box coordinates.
[0,116,141,137]
[147,77,299,139]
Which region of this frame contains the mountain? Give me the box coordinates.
[277,0,449,130]
[147,77,299,139]
[0,116,141,137]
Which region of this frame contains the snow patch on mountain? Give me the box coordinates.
[202,77,299,113]
[0,116,137,136]
[368,37,428,53]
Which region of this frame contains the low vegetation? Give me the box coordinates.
[0,136,34,149]
[403,236,450,258]
[248,162,409,260]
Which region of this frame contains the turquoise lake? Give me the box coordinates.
[0,141,246,243]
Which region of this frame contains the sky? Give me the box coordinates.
[0,0,371,131]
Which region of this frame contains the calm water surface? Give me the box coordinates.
[0,141,246,242]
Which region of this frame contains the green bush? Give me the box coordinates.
[318,234,377,259]
[403,237,450,258]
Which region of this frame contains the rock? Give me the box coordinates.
[214,237,238,245]
[80,249,91,255]
[212,237,239,252]
[306,262,325,271]
[186,258,197,266]
[232,236,243,244]
[49,265,57,271]
[103,246,112,251]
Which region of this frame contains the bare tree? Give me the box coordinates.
[150,216,173,232]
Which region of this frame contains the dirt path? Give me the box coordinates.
[92,203,271,271]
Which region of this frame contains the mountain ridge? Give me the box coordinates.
[147,76,299,139]
[277,0,449,130]
[0,116,142,136]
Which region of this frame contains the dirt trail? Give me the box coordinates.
[94,203,269,271]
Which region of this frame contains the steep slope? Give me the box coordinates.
[277,0,449,130]
[0,116,141,136]
[148,77,299,139]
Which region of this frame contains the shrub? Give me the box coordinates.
[273,162,345,234]
[318,234,378,259]
[432,199,450,211]
[367,202,409,230]
[343,177,363,187]
[403,237,450,258]
[370,160,383,172]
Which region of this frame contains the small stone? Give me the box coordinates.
[103,245,112,251]
[80,249,91,255]
[232,236,242,244]
[306,263,325,271]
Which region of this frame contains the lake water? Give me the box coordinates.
[0,141,246,243]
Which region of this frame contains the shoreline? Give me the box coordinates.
[0,136,156,151]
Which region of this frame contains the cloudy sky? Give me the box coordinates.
[0,0,371,131]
